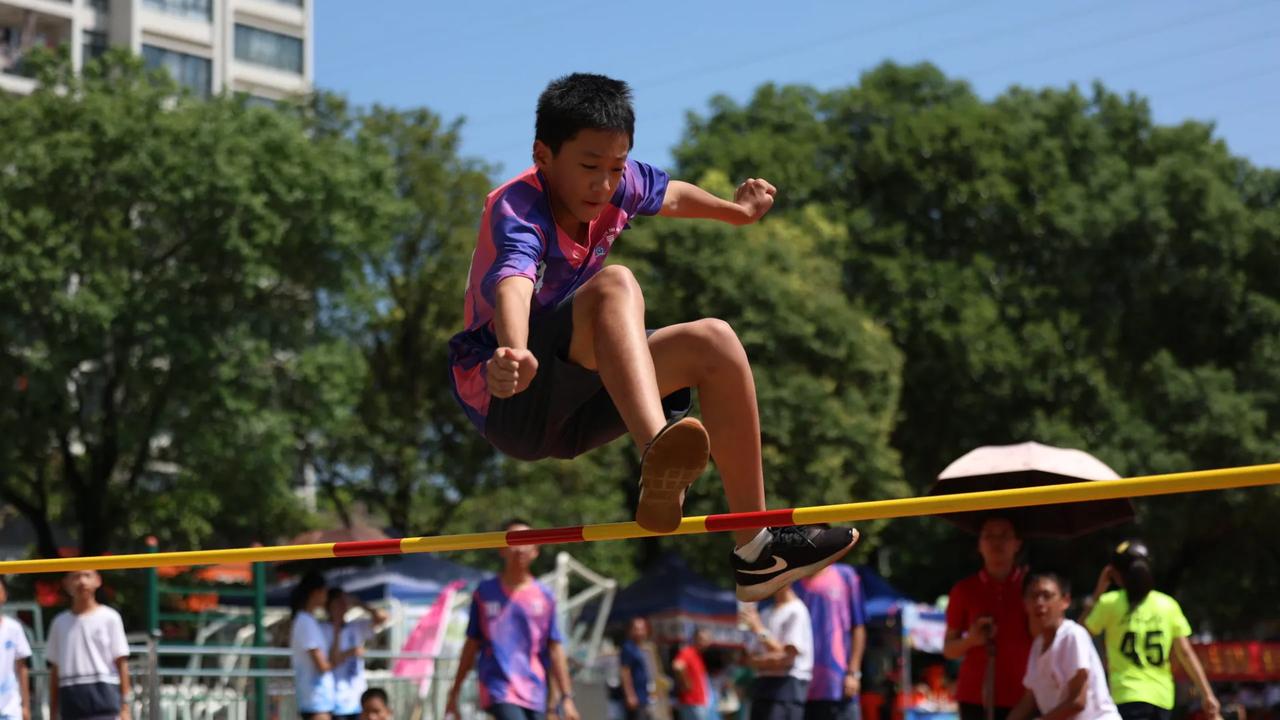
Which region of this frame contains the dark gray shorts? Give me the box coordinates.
[485,293,691,461]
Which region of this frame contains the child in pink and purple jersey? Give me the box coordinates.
[445,519,577,720]
[447,72,857,602]
[793,564,868,720]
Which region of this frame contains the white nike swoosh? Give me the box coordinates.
[739,556,788,575]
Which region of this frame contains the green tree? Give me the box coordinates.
[305,104,502,537]
[672,62,1280,631]
[0,52,399,557]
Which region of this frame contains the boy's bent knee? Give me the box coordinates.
[693,318,744,354]
[580,265,642,304]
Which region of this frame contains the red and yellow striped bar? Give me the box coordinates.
[2,462,1278,575]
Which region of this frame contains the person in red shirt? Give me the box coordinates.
[672,628,712,720]
[943,516,1033,720]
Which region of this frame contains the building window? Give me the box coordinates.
[234,24,302,74]
[82,30,108,64]
[143,0,211,22]
[240,93,279,109]
[142,44,211,97]
[88,0,109,12]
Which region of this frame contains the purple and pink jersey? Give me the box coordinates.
[465,577,564,712]
[447,161,670,433]
[794,564,868,702]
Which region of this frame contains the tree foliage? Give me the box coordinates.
[0,52,398,557]
[672,62,1280,631]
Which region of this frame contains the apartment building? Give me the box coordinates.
[0,0,312,102]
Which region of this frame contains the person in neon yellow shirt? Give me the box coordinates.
[1082,540,1221,720]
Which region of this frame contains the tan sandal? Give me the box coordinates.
[635,417,710,533]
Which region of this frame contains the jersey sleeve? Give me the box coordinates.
[13,622,31,660]
[300,617,326,652]
[547,591,564,645]
[1168,598,1192,639]
[1060,625,1094,678]
[44,617,61,667]
[110,611,130,659]
[613,159,670,217]
[1084,592,1116,635]
[466,591,484,641]
[479,207,546,307]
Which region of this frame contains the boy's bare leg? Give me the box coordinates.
[646,320,767,548]
[569,267,765,546]
[569,265,667,449]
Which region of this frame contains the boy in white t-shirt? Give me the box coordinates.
[1010,572,1120,720]
[46,570,131,720]
[0,577,33,720]
[740,582,814,720]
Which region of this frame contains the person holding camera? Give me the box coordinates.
[943,517,1033,720]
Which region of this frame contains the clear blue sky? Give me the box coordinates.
[317,0,1280,178]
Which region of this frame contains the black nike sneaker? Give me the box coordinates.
[731,525,859,601]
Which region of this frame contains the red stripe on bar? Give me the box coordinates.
[507,526,586,546]
[704,509,796,532]
[333,539,403,558]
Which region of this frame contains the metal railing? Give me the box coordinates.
[24,638,486,720]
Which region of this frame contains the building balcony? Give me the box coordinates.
[0,5,71,83]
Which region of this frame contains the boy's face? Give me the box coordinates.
[64,570,102,598]
[628,617,648,642]
[1024,577,1069,626]
[534,129,630,226]
[360,695,391,720]
[499,523,538,571]
[977,518,1021,568]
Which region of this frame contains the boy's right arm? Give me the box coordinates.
[487,276,538,398]
[445,637,482,718]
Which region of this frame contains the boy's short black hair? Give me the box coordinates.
[535,73,635,154]
[1024,570,1071,597]
[361,687,389,706]
[502,517,531,532]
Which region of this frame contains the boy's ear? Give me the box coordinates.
[532,140,554,170]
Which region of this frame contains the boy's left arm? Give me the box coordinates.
[659,178,776,225]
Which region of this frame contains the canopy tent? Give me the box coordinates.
[225,554,489,607]
[598,554,738,642]
[588,554,924,643]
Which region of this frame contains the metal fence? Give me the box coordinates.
[24,637,492,720]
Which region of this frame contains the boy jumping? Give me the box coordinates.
[448,73,856,601]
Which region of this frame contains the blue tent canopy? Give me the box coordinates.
[606,554,737,622]
[229,554,489,607]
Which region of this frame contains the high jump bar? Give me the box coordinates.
[2,462,1277,575]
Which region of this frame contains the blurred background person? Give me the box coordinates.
[0,576,32,720]
[1084,540,1221,720]
[741,582,813,720]
[1008,572,1119,720]
[943,517,1032,720]
[673,628,714,720]
[46,570,130,720]
[326,589,389,720]
[794,562,867,720]
[290,570,335,720]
